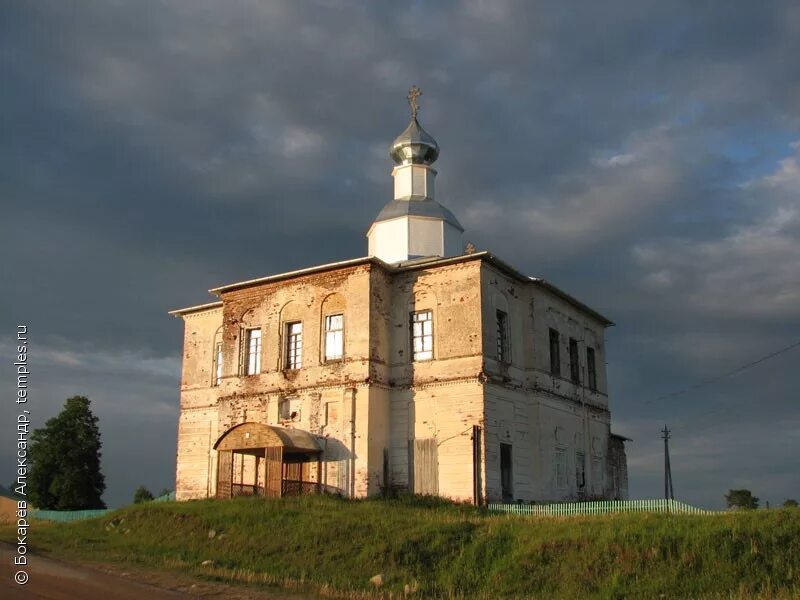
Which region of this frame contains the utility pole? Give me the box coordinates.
[661,425,674,500]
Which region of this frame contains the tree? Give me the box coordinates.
[725,489,759,510]
[29,396,106,510]
[784,499,799,508]
[133,485,154,504]
[157,488,172,498]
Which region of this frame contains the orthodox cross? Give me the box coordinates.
[407,85,422,119]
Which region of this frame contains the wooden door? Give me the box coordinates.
[216,450,233,498]
[411,438,438,495]
[264,447,283,497]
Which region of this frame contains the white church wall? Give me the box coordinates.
[407,216,444,258]
[532,288,609,407]
[366,385,391,496]
[175,403,219,500]
[393,164,436,199]
[535,397,587,502]
[483,381,612,503]
[368,217,409,264]
[388,380,484,502]
[483,385,537,503]
[175,306,223,501]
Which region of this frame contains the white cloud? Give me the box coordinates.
[280,126,326,158]
[460,124,681,256]
[1,337,179,380]
[633,142,800,319]
[592,153,636,168]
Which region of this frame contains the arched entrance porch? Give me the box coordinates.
[213,422,323,498]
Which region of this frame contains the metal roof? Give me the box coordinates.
[372,198,464,231]
[213,422,322,453]
[167,300,223,317]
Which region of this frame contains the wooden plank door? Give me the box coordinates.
[216,450,233,498]
[412,438,438,495]
[264,447,283,497]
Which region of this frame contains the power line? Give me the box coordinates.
[648,339,800,404]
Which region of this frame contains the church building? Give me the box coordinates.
[170,88,629,504]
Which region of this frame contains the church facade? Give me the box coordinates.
[171,89,628,504]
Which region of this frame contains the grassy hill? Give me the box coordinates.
[4,495,799,599]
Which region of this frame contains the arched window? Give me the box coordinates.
[320,293,346,363]
[212,327,223,386]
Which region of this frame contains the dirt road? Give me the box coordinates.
[0,544,315,599]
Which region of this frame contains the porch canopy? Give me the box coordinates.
[214,422,322,498]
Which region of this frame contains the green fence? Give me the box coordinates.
[152,491,176,503]
[488,498,719,517]
[30,509,113,522]
[30,491,176,522]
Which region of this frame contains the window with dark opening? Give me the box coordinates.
[587,346,597,391]
[496,309,509,364]
[569,338,580,383]
[500,443,513,502]
[549,328,560,375]
[576,450,586,489]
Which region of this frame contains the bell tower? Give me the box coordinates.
[367,87,463,263]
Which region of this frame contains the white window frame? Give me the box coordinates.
[323,314,344,362]
[411,310,433,361]
[244,328,261,375]
[213,341,223,386]
[285,321,303,370]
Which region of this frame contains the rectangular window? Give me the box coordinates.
[496,309,510,364]
[569,338,580,383]
[279,397,301,422]
[411,310,433,361]
[587,347,597,391]
[555,448,567,489]
[549,328,560,375]
[575,451,586,489]
[213,341,223,386]
[285,322,303,370]
[245,329,261,375]
[324,314,344,361]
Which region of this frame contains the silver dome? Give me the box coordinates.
[389,117,440,165]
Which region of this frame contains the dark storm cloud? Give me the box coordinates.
[2,1,798,507]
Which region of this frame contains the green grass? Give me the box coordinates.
[3,495,799,599]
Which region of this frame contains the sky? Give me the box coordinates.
[2,1,798,509]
